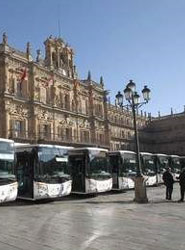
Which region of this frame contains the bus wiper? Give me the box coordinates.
[0,177,16,182]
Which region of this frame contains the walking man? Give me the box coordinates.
[162,167,174,200]
[177,168,185,202]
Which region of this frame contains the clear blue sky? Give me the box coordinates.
[1,0,185,116]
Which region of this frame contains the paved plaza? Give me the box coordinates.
[0,183,185,250]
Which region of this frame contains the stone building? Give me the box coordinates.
[107,104,147,151]
[1,33,184,155]
[140,111,185,156]
[0,33,146,150]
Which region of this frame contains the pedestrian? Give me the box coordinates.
[177,168,185,202]
[162,167,174,200]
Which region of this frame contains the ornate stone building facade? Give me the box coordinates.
[0,33,147,150]
[140,112,185,156]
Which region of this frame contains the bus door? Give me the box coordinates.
[109,154,119,189]
[16,151,34,199]
[70,154,86,193]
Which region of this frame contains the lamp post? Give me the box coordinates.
[116,80,151,203]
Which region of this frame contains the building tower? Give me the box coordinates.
[44,36,75,78]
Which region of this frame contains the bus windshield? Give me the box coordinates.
[141,155,156,176]
[36,147,71,183]
[171,157,181,174]
[157,156,168,173]
[0,154,15,184]
[121,153,137,177]
[0,141,14,154]
[88,150,111,179]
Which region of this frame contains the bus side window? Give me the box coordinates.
[110,156,119,174]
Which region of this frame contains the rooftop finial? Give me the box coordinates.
[2,32,7,45]
[100,76,104,87]
[26,42,33,61]
[87,70,91,81]
[36,49,41,62]
[26,42,30,57]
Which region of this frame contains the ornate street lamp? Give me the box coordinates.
[115,91,123,107]
[116,80,151,203]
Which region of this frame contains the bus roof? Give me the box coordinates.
[140,152,153,156]
[15,144,73,149]
[0,138,14,143]
[153,153,168,157]
[169,155,180,158]
[109,150,135,155]
[69,147,108,152]
[14,143,30,147]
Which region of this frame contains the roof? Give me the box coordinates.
[15,144,73,149]
[140,152,153,156]
[109,150,136,155]
[169,155,180,158]
[153,153,168,157]
[0,138,14,143]
[69,147,108,152]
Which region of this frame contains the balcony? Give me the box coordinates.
[8,129,30,143]
[8,130,109,148]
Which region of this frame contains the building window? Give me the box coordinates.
[60,92,64,108]
[65,94,70,110]
[10,120,25,138]
[43,124,51,139]
[78,99,82,113]
[16,82,22,96]
[66,128,72,140]
[80,130,89,143]
[9,77,15,93]
[58,126,64,139]
[16,79,28,98]
[46,88,51,104]
[121,131,125,138]
[71,100,75,112]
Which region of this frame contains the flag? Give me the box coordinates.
[48,76,54,85]
[40,75,54,88]
[19,68,27,92]
[73,80,79,89]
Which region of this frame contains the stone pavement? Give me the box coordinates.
[0,183,185,250]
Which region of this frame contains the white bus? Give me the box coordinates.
[15,144,73,200]
[69,147,112,194]
[0,138,17,203]
[109,150,137,190]
[153,153,169,184]
[168,155,181,178]
[140,152,157,186]
[180,156,185,170]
